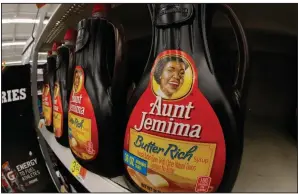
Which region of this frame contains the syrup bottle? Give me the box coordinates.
[42,42,60,132]
[53,28,77,147]
[68,4,127,177]
[123,4,248,192]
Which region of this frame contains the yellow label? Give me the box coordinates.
[128,128,216,191]
[70,160,81,177]
[43,106,52,126]
[68,112,92,160]
[53,112,62,137]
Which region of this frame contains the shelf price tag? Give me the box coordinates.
[70,160,87,181]
[38,119,44,130]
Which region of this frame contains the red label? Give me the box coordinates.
[123,50,225,192]
[68,66,98,160]
[42,84,52,126]
[53,82,63,137]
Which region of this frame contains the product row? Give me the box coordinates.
[41,3,249,193]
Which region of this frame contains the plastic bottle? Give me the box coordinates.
[68,4,128,177]
[42,42,61,132]
[123,4,248,192]
[53,29,77,147]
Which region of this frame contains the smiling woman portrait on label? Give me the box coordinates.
[73,69,83,94]
[43,84,49,96]
[152,54,193,100]
[54,83,59,97]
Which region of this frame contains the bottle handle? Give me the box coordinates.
[205,4,249,106]
[142,3,157,76]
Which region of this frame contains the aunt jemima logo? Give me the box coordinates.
[42,85,50,107]
[43,85,49,96]
[54,83,60,98]
[72,68,83,94]
[69,67,85,115]
[133,50,202,139]
[53,83,60,112]
[151,52,194,100]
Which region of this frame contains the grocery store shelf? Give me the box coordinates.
[37,4,93,52]
[38,119,130,192]
[36,4,152,52]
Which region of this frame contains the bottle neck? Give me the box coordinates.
[152,5,201,54]
[52,51,57,55]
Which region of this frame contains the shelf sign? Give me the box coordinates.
[38,119,44,130]
[2,65,57,192]
[70,160,87,181]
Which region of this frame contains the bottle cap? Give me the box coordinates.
[52,42,61,52]
[64,28,77,41]
[47,51,52,56]
[92,4,110,14]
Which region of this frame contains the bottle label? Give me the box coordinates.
[68,66,98,160]
[124,50,225,192]
[53,82,63,138]
[42,84,52,126]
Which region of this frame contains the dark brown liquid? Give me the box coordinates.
[54,44,74,147]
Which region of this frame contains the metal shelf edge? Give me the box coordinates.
[35,4,73,51]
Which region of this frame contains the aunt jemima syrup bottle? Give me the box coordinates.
[42,42,60,132]
[53,29,77,147]
[123,4,243,192]
[68,4,127,177]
